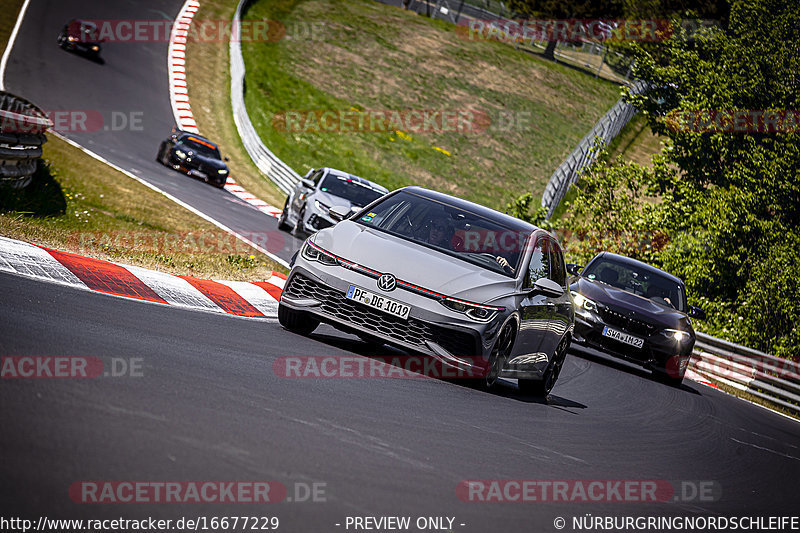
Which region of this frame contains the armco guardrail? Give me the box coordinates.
[541,79,647,219]
[0,91,51,189]
[230,0,300,195]
[689,331,800,415]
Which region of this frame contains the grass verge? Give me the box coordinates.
[238,0,622,211]
[0,136,286,279]
[184,0,288,209]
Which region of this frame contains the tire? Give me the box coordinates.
[519,335,569,397]
[278,303,319,336]
[277,199,291,231]
[483,321,515,389]
[292,206,306,235]
[156,143,167,165]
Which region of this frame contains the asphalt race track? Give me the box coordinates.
[3,0,303,263]
[2,271,800,530]
[2,0,800,531]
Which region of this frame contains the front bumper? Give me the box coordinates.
[280,262,504,376]
[572,309,693,374]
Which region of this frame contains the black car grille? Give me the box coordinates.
[285,273,479,357]
[599,307,657,337]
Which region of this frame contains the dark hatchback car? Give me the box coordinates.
[156,129,229,188]
[57,19,102,57]
[568,252,705,385]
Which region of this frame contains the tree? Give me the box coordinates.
[563,0,800,357]
[506,0,625,60]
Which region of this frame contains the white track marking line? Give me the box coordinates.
[0,0,31,90]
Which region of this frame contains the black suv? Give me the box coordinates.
[568,252,705,385]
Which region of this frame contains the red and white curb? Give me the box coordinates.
[0,236,284,319]
[168,0,284,220]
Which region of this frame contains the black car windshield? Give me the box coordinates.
[583,258,686,311]
[180,136,221,159]
[355,190,530,277]
[319,174,384,207]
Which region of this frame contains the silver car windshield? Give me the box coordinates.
[319,175,384,207]
[355,191,530,277]
[583,259,686,311]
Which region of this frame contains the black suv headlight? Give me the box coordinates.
[571,290,598,312]
[661,329,691,343]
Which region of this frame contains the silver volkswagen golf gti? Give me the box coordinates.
[278,187,574,396]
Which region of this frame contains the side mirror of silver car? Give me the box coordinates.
[328,205,351,222]
[532,277,564,298]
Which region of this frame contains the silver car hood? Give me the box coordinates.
[313,221,518,303]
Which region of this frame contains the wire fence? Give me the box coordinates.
[540,79,647,218]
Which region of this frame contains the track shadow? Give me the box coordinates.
[569,344,702,396]
[305,328,589,409]
[62,49,105,65]
[0,159,66,217]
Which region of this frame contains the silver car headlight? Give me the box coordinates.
[314,200,330,212]
[174,149,187,159]
[571,290,598,312]
[302,241,338,266]
[662,329,690,342]
[440,297,504,323]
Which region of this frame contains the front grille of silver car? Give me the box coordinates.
[285,273,478,357]
[599,307,657,337]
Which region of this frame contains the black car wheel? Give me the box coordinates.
[292,206,306,235]
[277,199,291,231]
[156,143,168,165]
[278,303,319,335]
[519,335,569,397]
[483,321,515,389]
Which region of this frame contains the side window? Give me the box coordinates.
[312,170,325,186]
[527,239,547,287]
[548,242,567,288]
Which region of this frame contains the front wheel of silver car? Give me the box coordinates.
[277,199,291,231]
[292,206,306,236]
[519,335,569,397]
[483,322,515,389]
[278,303,319,336]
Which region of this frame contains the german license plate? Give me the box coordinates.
[346,285,410,320]
[602,326,644,349]
[189,169,207,179]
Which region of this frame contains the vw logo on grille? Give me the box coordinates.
[377,274,397,292]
